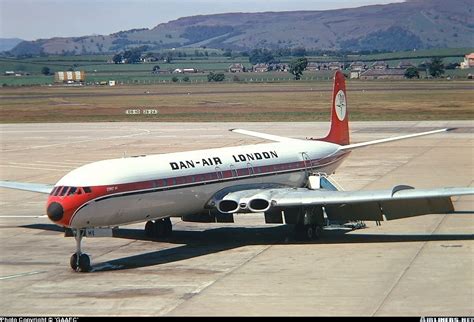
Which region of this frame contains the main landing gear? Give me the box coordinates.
[70,229,91,273]
[294,224,323,241]
[145,217,172,239]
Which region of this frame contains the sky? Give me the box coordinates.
[0,0,405,40]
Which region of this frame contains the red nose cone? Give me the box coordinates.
[46,196,73,227]
[47,201,64,222]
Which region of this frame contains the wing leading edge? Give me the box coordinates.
[0,180,54,194]
[215,185,473,222]
[270,186,473,206]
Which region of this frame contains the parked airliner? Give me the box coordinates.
[1,71,472,272]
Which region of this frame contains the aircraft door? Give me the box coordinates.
[247,162,255,176]
[230,165,238,177]
[215,166,223,180]
[301,152,312,176]
[246,162,261,183]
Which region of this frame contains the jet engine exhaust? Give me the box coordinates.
[248,198,271,212]
[217,200,239,213]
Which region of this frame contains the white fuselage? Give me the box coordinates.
[52,139,347,228]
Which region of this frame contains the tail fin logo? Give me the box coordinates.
[335,90,346,121]
[316,71,350,145]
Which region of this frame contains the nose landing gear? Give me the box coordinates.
[70,229,91,272]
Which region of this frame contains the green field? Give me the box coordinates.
[1,80,472,123]
[1,48,473,86]
[347,48,473,61]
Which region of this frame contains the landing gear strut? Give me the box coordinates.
[145,218,172,238]
[70,229,91,272]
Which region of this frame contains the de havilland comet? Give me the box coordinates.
[1,71,472,272]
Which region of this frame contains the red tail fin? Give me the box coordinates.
[319,71,350,145]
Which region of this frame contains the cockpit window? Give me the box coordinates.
[50,187,58,196]
[59,186,69,196]
[54,186,63,196]
[52,186,91,196]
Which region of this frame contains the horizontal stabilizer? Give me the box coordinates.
[339,128,451,151]
[230,129,301,142]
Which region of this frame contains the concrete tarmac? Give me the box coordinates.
[0,121,472,316]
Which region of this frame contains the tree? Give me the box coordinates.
[41,66,51,75]
[289,57,308,80]
[152,65,160,73]
[207,72,225,82]
[112,53,123,64]
[122,49,141,64]
[404,66,419,79]
[292,47,307,57]
[249,49,275,65]
[428,57,445,78]
[164,52,173,64]
[183,76,190,82]
[445,62,459,70]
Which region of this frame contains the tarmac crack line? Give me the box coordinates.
[161,243,276,316]
[371,206,451,316]
[92,239,140,263]
[2,128,151,152]
[365,142,450,315]
[358,143,436,191]
[0,270,47,281]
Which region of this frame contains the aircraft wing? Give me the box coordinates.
[215,185,473,221]
[0,180,54,194]
[270,186,473,206]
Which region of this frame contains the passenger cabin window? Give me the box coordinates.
[67,187,77,195]
[83,187,92,193]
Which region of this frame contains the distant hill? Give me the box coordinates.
[9,0,474,55]
[0,38,25,52]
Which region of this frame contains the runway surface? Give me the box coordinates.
[0,121,472,316]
